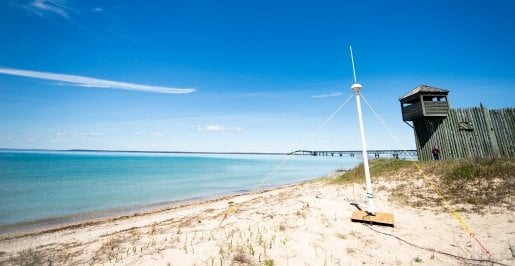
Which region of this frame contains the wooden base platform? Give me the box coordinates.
[351,210,394,227]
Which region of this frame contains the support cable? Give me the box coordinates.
[364,224,506,266]
[254,93,354,189]
[220,93,354,225]
[360,94,407,151]
[360,92,493,257]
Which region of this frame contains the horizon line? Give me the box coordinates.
[0,147,417,155]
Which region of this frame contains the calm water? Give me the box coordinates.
[0,150,362,230]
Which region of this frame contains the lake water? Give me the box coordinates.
[0,150,363,232]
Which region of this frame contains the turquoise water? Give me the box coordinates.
[0,150,361,230]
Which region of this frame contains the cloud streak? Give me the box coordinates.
[133,131,165,137]
[30,0,70,18]
[191,124,243,132]
[310,91,343,98]
[0,67,195,94]
[49,131,104,143]
[19,1,138,42]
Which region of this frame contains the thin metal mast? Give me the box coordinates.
[349,46,376,215]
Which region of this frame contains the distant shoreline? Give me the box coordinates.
[0,148,287,156]
[0,148,417,156]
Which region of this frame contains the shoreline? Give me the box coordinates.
[1,173,512,265]
[0,180,309,240]
[1,150,355,238]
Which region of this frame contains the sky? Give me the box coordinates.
[0,0,514,153]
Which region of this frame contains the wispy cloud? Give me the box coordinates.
[50,131,71,142]
[103,28,137,42]
[49,131,103,142]
[72,132,104,137]
[29,0,70,19]
[191,125,243,132]
[133,131,165,137]
[18,1,137,42]
[0,67,195,94]
[310,91,343,98]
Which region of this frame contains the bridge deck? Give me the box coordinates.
[289,150,417,157]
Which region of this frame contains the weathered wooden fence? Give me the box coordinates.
[413,104,515,161]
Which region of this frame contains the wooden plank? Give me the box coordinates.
[492,108,515,157]
[477,107,491,157]
[446,110,453,159]
[455,109,467,158]
[449,109,460,159]
[412,105,514,161]
[402,102,423,121]
[351,210,394,227]
[506,109,515,157]
[468,108,478,157]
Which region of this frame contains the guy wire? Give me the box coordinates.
[360,92,493,257]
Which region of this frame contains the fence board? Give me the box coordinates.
[413,106,514,160]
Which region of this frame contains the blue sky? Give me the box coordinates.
[1,0,514,152]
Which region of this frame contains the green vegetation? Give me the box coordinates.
[263,259,274,266]
[436,158,514,207]
[331,157,515,210]
[332,158,415,184]
[9,249,44,266]
[232,251,252,265]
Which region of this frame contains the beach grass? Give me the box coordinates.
[9,248,44,266]
[332,157,515,210]
[331,158,415,184]
[436,158,515,208]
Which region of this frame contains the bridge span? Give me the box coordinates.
[289,149,417,158]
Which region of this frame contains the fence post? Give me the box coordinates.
[480,103,500,157]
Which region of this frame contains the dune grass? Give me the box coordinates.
[331,158,416,184]
[435,158,515,207]
[8,249,44,266]
[331,157,515,209]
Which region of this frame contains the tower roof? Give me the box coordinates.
[400,85,449,101]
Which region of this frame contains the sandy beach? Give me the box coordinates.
[0,171,513,266]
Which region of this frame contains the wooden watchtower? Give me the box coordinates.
[400,85,514,161]
[400,85,450,160]
[400,85,449,121]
